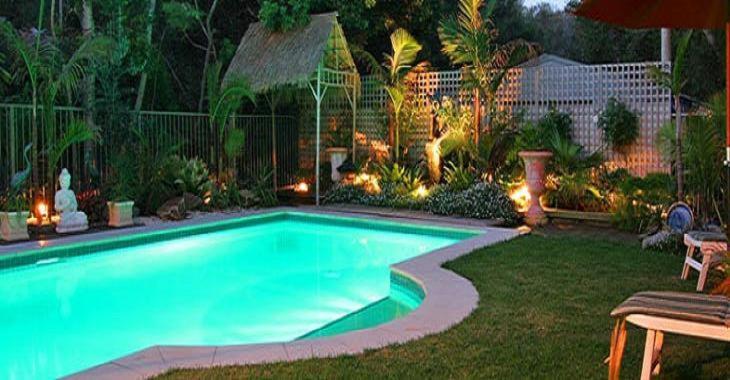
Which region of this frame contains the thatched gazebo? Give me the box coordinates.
[224,12,359,204]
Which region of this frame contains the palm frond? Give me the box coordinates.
[56,36,115,98]
[386,28,422,81]
[47,120,97,172]
[672,31,693,93]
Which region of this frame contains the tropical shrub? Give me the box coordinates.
[375,163,423,195]
[165,156,214,200]
[612,173,676,233]
[324,181,519,226]
[538,108,573,141]
[598,98,640,152]
[444,161,476,192]
[425,182,519,225]
[258,0,311,32]
[545,170,605,212]
[250,169,279,207]
[516,122,547,151]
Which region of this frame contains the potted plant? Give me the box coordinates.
[1,191,30,241]
[107,198,134,228]
[1,144,32,241]
[106,154,136,228]
[517,123,553,226]
[325,120,352,182]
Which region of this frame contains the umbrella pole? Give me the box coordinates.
[726,21,730,239]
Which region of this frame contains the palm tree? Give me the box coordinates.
[207,61,257,178]
[439,0,537,140]
[648,31,693,201]
[0,18,113,198]
[357,28,425,162]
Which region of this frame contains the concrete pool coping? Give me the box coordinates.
[2,207,520,380]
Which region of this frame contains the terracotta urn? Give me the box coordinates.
[518,151,553,226]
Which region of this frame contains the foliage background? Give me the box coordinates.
[0,0,724,113]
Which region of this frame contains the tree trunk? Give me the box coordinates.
[81,0,96,183]
[675,94,684,200]
[197,0,220,112]
[473,88,481,143]
[134,0,157,113]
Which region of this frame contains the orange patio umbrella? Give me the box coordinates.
[575,0,730,231]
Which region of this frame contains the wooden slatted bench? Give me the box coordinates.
[607,291,730,380]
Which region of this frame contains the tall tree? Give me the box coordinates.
[81,0,97,177]
[161,0,221,112]
[439,0,537,140]
[134,0,157,112]
[358,28,425,162]
[649,31,693,200]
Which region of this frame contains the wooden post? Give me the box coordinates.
[726,21,730,243]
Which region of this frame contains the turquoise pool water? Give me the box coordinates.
[0,213,473,379]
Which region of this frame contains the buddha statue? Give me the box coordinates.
[54,168,88,233]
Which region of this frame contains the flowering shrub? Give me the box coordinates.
[425,182,519,225]
[324,181,519,226]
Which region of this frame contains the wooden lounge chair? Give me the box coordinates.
[607,291,730,380]
[681,231,727,291]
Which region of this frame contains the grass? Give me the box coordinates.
[158,231,730,379]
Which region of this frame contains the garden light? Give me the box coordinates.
[509,184,531,212]
[413,185,428,198]
[294,181,310,193]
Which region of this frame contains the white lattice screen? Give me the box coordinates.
[299,61,672,176]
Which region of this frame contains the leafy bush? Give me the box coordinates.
[538,108,572,141]
[516,122,547,151]
[376,163,423,195]
[251,169,279,207]
[545,170,606,212]
[165,156,213,200]
[598,98,640,152]
[444,161,475,191]
[612,173,676,233]
[425,182,519,225]
[259,0,310,32]
[324,181,519,226]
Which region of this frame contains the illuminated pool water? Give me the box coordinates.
[0,212,474,379]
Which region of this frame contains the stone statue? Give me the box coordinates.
[54,168,88,233]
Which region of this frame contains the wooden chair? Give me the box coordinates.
[607,291,730,380]
[681,231,727,291]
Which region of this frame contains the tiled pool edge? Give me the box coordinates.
[54,209,519,380]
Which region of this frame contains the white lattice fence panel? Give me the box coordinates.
[356,62,671,176]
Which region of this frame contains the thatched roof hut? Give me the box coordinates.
[224,12,357,93]
[224,12,360,205]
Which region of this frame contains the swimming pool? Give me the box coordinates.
[0,212,477,379]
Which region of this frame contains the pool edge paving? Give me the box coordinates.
[5,207,519,380]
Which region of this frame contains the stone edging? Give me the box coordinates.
[45,208,520,380]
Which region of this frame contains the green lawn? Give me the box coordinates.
[159,232,730,379]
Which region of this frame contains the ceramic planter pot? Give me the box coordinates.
[107,201,135,228]
[325,147,348,182]
[518,150,553,226]
[0,211,30,241]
